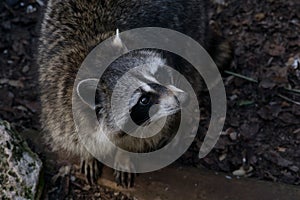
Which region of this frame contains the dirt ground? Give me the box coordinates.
[0,0,299,199]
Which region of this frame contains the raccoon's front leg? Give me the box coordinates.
[80,157,103,185]
[113,150,136,188]
[113,170,135,188]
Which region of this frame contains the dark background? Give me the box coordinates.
[0,0,299,198]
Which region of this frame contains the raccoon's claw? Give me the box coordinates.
[113,150,136,187]
[80,158,103,185]
[113,170,135,188]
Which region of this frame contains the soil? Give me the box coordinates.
[0,0,299,199]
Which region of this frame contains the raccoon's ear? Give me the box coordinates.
[76,78,99,110]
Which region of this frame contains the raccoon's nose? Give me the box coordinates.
[167,85,189,107]
[176,91,190,107]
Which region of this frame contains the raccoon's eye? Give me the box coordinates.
[139,95,151,106]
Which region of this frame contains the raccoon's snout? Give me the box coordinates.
[176,91,189,107]
[167,85,189,108]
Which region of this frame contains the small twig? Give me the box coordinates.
[225,71,300,95]
[284,87,300,95]
[277,94,300,106]
[3,3,15,16]
[224,70,258,83]
[224,71,300,105]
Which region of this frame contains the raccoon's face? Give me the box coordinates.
[76,50,187,138]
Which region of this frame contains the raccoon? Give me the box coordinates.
[38,0,232,187]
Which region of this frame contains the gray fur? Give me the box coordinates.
[38,0,232,185]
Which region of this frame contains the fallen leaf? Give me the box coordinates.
[259,79,276,89]
[238,100,255,106]
[0,78,24,88]
[254,13,266,21]
[278,112,300,124]
[293,128,300,134]
[264,42,286,56]
[277,147,287,152]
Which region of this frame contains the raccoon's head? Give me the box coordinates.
[77,50,188,141]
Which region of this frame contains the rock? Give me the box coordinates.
[229,131,238,141]
[26,5,37,14]
[22,65,30,73]
[289,166,299,173]
[0,120,43,200]
[233,166,254,176]
[232,167,246,176]
[219,153,227,161]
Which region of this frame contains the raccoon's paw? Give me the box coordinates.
[113,151,136,187]
[113,170,136,188]
[51,165,71,184]
[80,158,103,185]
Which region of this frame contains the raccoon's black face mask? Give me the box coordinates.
[130,84,161,126]
[128,83,185,127]
[130,93,155,126]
